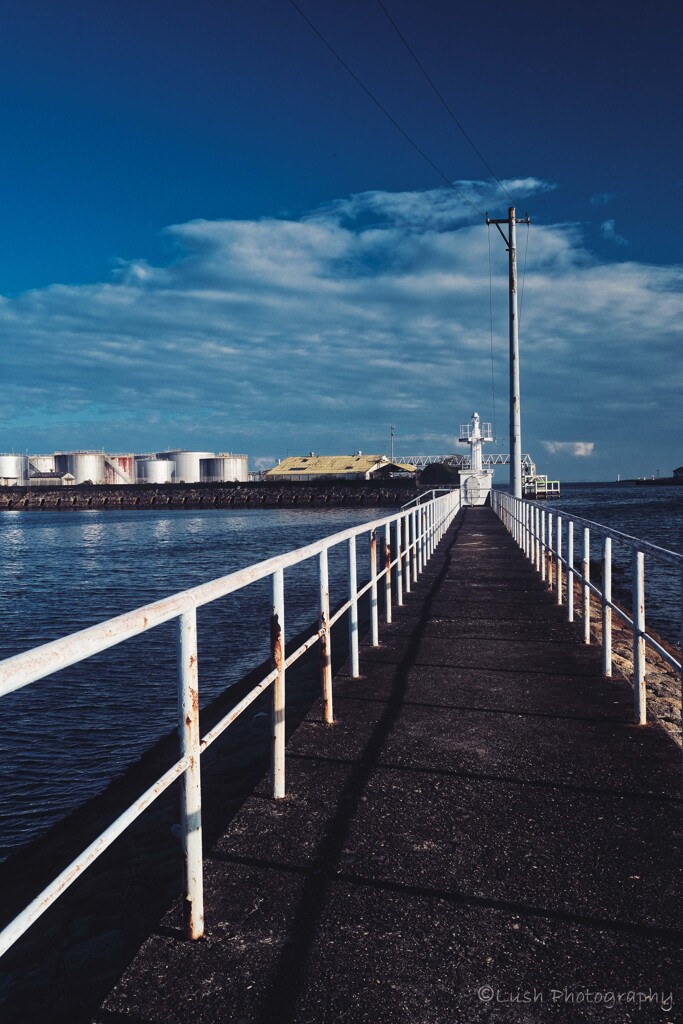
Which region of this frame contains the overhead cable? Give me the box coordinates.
[487,224,497,438]
[287,0,485,219]
[376,0,516,206]
[519,221,530,326]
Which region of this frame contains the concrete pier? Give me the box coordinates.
[95,507,683,1023]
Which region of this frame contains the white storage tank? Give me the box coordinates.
[54,451,106,485]
[0,454,29,486]
[136,459,175,484]
[157,450,214,483]
[29,454,56,475]
[201,453,249,482]
[105,454,135,484]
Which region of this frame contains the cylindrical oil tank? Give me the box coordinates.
[136,458,174,484]
[0,454,29,485]
[54,451,106,485]
[201,454,249,482]
[105,454,135,485]
[157,450,214,483]
[29,454,56,474]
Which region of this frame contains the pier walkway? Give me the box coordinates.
[95,507,683,1023]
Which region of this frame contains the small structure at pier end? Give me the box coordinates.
[458,412,494,505]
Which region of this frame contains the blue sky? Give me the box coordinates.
[1,0,681,480]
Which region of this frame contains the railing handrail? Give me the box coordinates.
[0,506,425,699]
[401,488,455,511]
[521,498,682,568]
[0,489,462,956]
[491,490,682,782]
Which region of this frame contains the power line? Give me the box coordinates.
[287,0,485,219]
[519,220,530,326]
[487,224,497,438]
[375,0,516,205]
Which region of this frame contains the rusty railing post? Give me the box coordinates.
[602,536,612,677]
[270,568,286,797]
[568,520,574,623]
[396,518,403,607]
[370,529,379,646]
[318,549,333,723]
[633,549,646,723]
[583,527,591,644]
[177,608,204,940]
[385,526,392,624]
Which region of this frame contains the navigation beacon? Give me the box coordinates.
[458,412,494,506]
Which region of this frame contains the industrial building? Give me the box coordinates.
[0,449,249,486]
[265,454,416,483]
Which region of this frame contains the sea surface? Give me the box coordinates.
[0,486,680,859]
[551,481,682,648]
[0,506,383,860]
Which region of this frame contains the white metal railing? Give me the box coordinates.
[401,488,457,510]
[492,490,683,770]
[0,489,461,956]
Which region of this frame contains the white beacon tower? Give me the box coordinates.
[458,412,494,506]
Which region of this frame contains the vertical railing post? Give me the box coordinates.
[532,506,537,569]
[429,503,435,558]
[395,518,403,607]
[541,509,546,582]
[556,516,563,606]
[177,608,204,940]
[412,510,418,583]
[423,506,429,565]
[602,537,612,678]
[568,521,574,623]
[347,536,360,678]
[547,514,554,590]
[583,527,591,644]
[415,508,421,575]
[318,549,333,722]
[425,504,431,560]
[385,526,392,624]
[370,529,379,647]
[633,549,646,724]
[404,514,411,594]
[271,568,286,798]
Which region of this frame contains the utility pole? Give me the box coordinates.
[486,207,530,499]
[390,425,395,462]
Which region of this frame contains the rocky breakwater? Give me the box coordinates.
[0,480,419,511]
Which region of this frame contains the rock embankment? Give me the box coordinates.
[0,481,418,511]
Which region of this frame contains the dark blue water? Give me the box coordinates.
[552,482,682,648]
[0,490,680,860]
[0,507,383,860]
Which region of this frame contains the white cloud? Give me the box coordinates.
[0,181,681,478]
[542,442,595,457]
[600,219,629,245]
[590,192,618,206]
